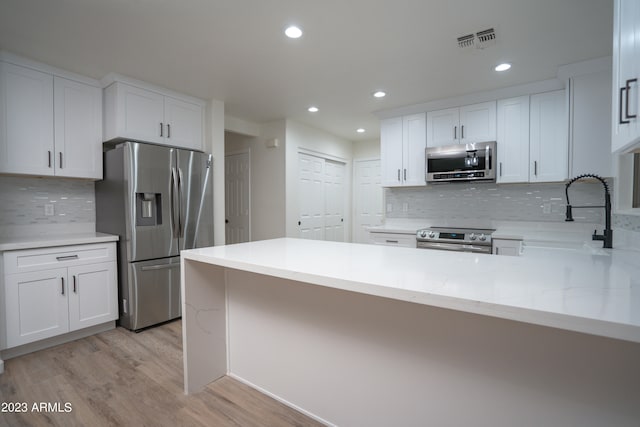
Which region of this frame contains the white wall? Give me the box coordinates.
[353,139,380,159]
[205,99,226,246]
[284,120,354,239]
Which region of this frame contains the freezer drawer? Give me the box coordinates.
[126,257,181,331]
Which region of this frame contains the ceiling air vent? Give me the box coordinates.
[457,34,475,49]
[475,28,496,49]
[457,28,497,50]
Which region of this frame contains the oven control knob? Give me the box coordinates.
[419,231,427,238]
[479,234,487,241]
[469,233,477,241]
[428,231,436,238]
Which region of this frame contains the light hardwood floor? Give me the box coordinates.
[0,320,325,427]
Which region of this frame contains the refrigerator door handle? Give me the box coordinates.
[178,167,185,238]
[171,167,180,238]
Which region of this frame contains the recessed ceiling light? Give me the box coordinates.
[285,26,303,39]
[495,63,511,72]
[308,106,319,113]
[356,128,366,133]
[373,91,386,98]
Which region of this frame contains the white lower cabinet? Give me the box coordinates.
[369,232,417,248]
[2,243,117,349]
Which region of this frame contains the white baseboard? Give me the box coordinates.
[227,373,334,427]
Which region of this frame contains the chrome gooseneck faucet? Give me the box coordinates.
[564,174,612,249]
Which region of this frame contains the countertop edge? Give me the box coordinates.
[0,233,119,251]
[181,247,640,344]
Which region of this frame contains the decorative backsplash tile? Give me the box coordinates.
[614,213,640,232]
[385,180,633,228]
[0,176,95,227]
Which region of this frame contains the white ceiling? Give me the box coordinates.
[0,0,613,141]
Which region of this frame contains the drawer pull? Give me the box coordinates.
[56,255,79,261]
[385,239,399,244]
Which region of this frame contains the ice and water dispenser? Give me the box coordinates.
[136,193,162,226]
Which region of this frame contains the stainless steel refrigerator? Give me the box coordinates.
[96,141,214,331]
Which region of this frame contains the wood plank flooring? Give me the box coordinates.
[0,320,325,427]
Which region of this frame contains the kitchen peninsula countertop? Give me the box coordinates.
[0,232,119,251]
[183,237,640,343]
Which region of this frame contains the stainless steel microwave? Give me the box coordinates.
[425,141,496,183]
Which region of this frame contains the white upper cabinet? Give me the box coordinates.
[402,114,427,186]
[380,113,426,187]
[459,101,497,144]
[612,0,640,153]
[164,96,204,150]
[569,68,612,177]
[426,108,458,147]
[529,90,568,182]
[54,77,102,179]
[103,81,205,151]
[427,101,496,147]
[0,60,102,179]
[0,62,54,176]
[381,117,403,186]
[496,96,530,183]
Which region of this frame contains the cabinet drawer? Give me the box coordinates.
[4,243,116,275]
[369,232,417,248]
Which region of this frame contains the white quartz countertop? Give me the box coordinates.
[182,238,640,344]
[0,232,119,251]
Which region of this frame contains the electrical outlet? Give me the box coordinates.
[44,204,54,216]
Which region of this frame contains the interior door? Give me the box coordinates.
[177,149,214,250]
[323,160,346,242]
[298,153,325,240]
[354,159,383,243]
[225,152,251,244]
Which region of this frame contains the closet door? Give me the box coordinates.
[297,153,347,242]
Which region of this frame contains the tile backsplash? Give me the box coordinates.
[0,176,95,229]
[385,180,640,232]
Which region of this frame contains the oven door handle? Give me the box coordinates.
[418,242,490,253]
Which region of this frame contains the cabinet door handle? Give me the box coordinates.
[397,169,401,181]
[56,255,79,261]
[625,78,637,120]
[403,168,407,181]
[167,123,171,138]
[48,151,52,168]
[160,122,164,137]
[534,161,538,176]
[73,275,77,293]
[499,162,503,177]
[461,125,465,139]
[454,126,457,140]
[59,152,63,169]
[61,277,65,295]
[620,86,630,124]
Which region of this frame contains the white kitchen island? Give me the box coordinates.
[181,238,640,427]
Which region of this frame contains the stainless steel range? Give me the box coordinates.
[416,227,494,254]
